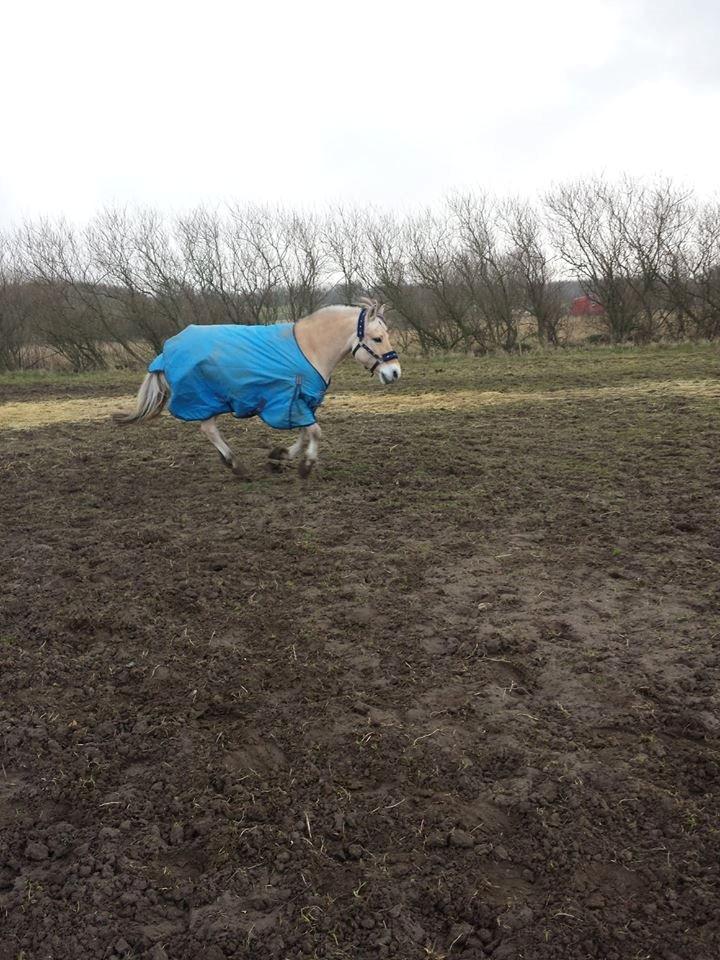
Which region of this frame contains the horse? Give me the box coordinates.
[113,298,401,478]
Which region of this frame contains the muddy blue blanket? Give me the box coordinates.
[148,322,328,429]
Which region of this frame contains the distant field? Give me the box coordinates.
[1,342,719,960]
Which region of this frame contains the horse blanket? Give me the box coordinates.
[148,322,328,429]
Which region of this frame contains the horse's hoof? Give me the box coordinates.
[218,452,234,470]
[298,459,315,479]
[267,447,289,473]
[232,463,250,481]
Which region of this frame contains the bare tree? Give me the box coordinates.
[545,180,631,341]
[174,207,232,325]
[500,199,564,345]
[323,207,369,305]
[165,205,328,326]
[363,211,469,352]
[4,179,719,372]
[131,210,190,334]
[659,200,720,340]
[15,218,113,370]
[273,210,329,320]
[614,178,694,342]
[450,193,525,352]
[0,233,35,369]
[223,204,287,324]
[86,209,185,354]
[544,177,692,343]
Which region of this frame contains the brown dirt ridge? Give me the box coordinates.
[1,345,719,960]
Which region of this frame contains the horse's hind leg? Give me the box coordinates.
[268,432,308,472]
[200,418,249,479]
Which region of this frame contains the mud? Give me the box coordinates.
[1,354,719,959]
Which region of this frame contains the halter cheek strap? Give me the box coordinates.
[352,307,399,375]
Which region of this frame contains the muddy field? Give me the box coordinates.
[1,345,719,960]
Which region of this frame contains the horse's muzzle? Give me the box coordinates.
[379,362,401,385]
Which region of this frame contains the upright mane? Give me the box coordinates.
[355,297,386,322]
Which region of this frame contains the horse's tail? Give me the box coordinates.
[112,371,169,425]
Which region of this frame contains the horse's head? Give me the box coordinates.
[351,298,402,385]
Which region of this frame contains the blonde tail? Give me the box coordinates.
[112,371,169,424]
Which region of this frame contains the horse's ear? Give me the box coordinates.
[363,298,378,321]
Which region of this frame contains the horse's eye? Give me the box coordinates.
[372,337,382,343]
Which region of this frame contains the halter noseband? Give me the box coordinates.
[351,308,399,375]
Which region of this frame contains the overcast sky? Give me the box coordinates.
[2,0,718,222]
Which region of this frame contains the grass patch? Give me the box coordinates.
[1,342,719,399]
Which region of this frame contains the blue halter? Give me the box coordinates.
[352,308,399,374]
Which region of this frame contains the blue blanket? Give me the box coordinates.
[148,322,328,429]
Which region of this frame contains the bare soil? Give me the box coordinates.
[1,347,719,960]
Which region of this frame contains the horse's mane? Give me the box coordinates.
[313,298,385,321]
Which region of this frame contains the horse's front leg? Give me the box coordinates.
[200,417,249,479]
[297,424,321,478]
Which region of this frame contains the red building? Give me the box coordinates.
[570,295,605,317]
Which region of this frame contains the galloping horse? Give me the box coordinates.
[113,299,401,477]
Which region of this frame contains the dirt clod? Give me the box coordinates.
[449,829,475,848]
[24,842,48,860]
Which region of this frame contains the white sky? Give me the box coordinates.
[1,0,719,222]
